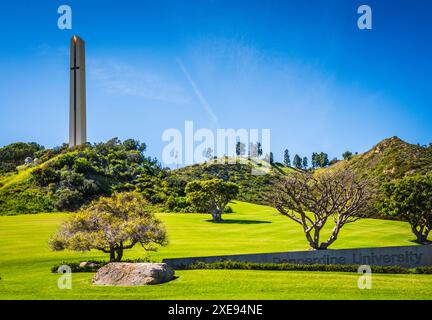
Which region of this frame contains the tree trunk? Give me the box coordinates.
[109,247,116,262]
[318,223,342,250]
[115,248,123,261]
[211,210,223,222]
[412,225,430,244]
[305,230,319,250]
[109,245,124,262]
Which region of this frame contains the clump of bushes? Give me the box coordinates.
[0,142,44,174]
[29,138,168,212]
[0,187,54,215]
[178,260,432,274]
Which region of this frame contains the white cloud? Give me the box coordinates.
[88,58,190,105]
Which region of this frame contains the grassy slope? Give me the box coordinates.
[171,160,284,205]
[330,137,432,181]
[0,156,64,215]
[0,167,33,191]
[1,201,431,299]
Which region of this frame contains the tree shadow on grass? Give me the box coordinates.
[204,219,272,224]
[409,239,432,245]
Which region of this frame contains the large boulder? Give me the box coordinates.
[92,263,175,286]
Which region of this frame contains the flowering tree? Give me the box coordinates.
[49,192,167,261]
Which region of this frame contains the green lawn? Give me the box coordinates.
[1,201,431,299]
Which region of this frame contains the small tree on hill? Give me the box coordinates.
[342,151,353,161]
[319,152,329,167]
[49,192,168,261]
[311,152,318,168]
[257,142,263,158]
[185,179,239,222]
[236,142,246,157]
[284,149,291,167]
[380,174,432,243]
[293,154,302,169]
[302,156,308,169]
[272,169,375,250]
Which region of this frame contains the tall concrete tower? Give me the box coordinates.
[69,35,86,147]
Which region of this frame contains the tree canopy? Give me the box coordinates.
[30,137,167,211]
[380,174,432,243]
[272,169,375,250]
[49,191,168,261]
[0,142,44,173]
[185,179,239,222]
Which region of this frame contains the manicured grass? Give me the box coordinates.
[0,201,431,299]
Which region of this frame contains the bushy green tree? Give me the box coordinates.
[54,188,83,211]
[342,151,353,161]
[319,152,329,167]
[185,179,239,222]
[49,192,168,261]
[380,174,432,243]
[257,142,263,158]
[269,152,274,165]
[0,142,44,173]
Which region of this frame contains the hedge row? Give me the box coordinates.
[179,260,432,274]
[51,259,432,275]
[50,258,152,273]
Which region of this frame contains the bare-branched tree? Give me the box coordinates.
[272,169,375,250]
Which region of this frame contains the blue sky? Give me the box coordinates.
[0,0,431,166]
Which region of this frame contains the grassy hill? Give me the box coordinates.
[171,159,290,205]
[328,136,432,182]
[1,201,431,299]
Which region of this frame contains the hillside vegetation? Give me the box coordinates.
[0,138,168,215]
[332,136,432,182]
[171,159,288,205]
[0,136,431,215]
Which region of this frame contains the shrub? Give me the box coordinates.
[0,187,53,215]
[32,166,60,186]
[54,188,83,211]
[177,260,432,274]
[50,258,152,273]
[0,142,44,174]
[224,205,233,213]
